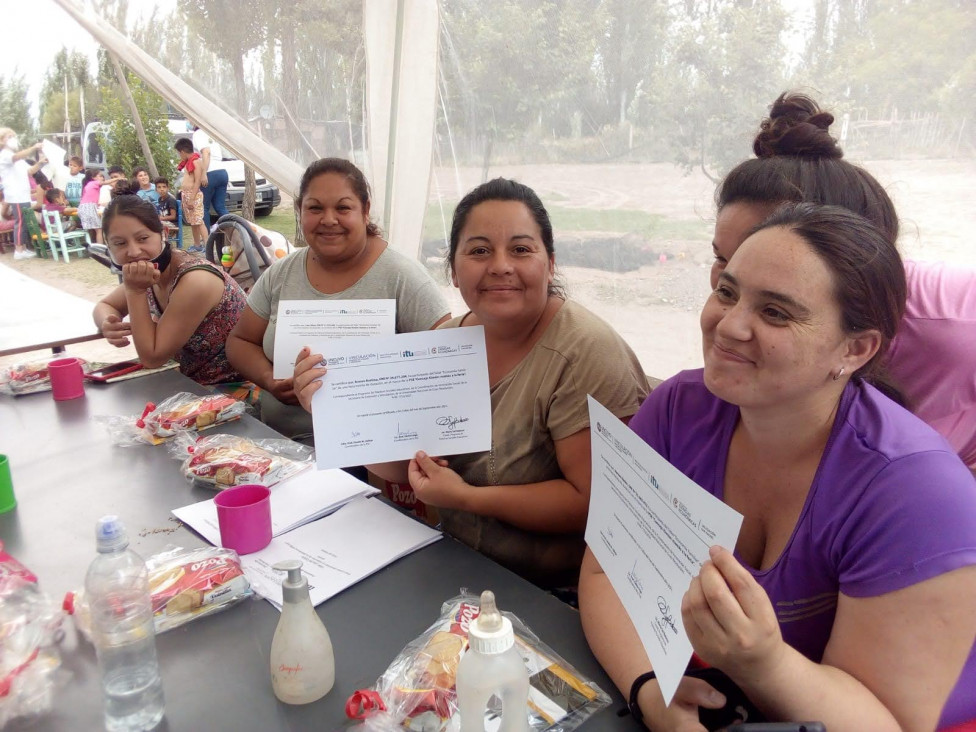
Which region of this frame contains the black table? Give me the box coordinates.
[0,370,630,731]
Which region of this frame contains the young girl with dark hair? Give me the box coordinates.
[92,194,247,385]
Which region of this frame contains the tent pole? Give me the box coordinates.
[382,0,406,234]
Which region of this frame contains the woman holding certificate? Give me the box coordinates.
[226,158,450,442]
[296,178,649,588]
[579,203,976,731]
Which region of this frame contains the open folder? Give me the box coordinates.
[172,466,377,543]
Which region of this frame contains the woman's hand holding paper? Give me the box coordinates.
[408,451,467,509]
[681,546,785,681]
[294,347,327,412]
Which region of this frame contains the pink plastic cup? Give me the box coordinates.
[48,358,85,401]
[214,484,272,554]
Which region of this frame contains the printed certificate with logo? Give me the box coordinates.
[311,326,491,469]
[272,299,396,378]
[585,396,743,706]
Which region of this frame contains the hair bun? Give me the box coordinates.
[753,92,843,159]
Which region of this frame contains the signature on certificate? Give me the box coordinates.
[436,415,469,431]
[656,596,678,635]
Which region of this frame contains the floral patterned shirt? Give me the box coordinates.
[147,258,246,385]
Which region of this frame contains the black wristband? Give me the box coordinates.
[628,670,657,724]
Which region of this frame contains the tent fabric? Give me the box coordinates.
[364,0,439,259]
[52,0,304,201]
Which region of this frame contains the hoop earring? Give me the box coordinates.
[832,366,846,381]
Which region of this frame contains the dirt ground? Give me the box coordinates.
[3,158,974,380]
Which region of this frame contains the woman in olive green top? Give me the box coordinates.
[296,178,648,588]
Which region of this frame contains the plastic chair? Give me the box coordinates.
[22,211,54,259]
[41,210,90,262]
[205,213,275,292]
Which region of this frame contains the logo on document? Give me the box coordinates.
[402,350,415,358]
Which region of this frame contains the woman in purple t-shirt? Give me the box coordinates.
[579,204,976,731]
[708,92,976,474]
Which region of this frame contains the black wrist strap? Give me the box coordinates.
[627,670,657,724]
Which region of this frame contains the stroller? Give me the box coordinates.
[204,214,293,292]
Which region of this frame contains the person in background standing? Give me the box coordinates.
[65,156,85,206]
[191,125,228,230]
[0,127,43,260]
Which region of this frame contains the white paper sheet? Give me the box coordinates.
[40,140,68,186]
[585,397,743,706]
[271,299,396,379]
[311,326,491,469]
[171,467,377,545]
[240,496,441,608]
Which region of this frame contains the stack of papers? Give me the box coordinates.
[172,466,377,544]
[240,496,442,608]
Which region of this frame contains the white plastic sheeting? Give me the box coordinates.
[364,0,439,259]
[51,0,303,197]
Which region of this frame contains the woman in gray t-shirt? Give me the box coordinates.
[226,158,450,441]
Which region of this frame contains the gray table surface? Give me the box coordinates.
[0,370,631,731]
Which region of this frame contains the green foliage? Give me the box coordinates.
[0,73,36,140]
[96,74,177,180]
[38,48,98,136]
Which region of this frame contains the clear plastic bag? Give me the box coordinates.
[65,545,252,637]
[95,391,247,446]
[0,543,63,728]
[168,432,313,490]
[0,355,91,396]
[347,591,610,732]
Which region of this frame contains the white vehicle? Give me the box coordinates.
[83,119,280,216]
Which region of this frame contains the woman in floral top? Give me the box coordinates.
[92,193,245,385]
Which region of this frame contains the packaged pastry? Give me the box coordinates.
[0,356,90,396]
[96,392,247,446]
[170,433,313,489]
[65,546,251,636]
[347,592,610,732]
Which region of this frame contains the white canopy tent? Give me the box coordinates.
[52,0,439,260]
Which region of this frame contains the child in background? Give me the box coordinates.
[41,188,77,232]
[174,138,206,252]
[155,177,179,244]
[78,169,110,243]
[133,166,159,205]
[65,156,85,206]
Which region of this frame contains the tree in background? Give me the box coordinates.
[96,72,176,181]
[180,0,268,220]
[652,0,788,180]
[38,48,99,151]
[0,74,36,141]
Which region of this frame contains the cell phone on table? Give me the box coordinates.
[85,361,143,381]
[726,724,826,732]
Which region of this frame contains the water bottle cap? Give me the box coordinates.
[468,590,515,654]
[95,515,129,552]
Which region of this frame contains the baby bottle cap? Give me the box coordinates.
[468,590,515,654]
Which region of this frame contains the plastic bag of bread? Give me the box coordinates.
[346,592,610,732]
[0,355,91,396]
[169,433,313,490]
[65,546,251,637]
[96,392,247,446]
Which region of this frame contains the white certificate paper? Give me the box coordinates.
[585,397,743,706]
[241,496,441,609]
[312,327,491,469]
[272,299,396,378]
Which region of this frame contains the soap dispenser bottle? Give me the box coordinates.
[456,590,530,732]
[270,560,335,704]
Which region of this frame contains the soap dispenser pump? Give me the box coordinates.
[270,559,335,704]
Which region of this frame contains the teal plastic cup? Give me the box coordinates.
[0,455,15,513]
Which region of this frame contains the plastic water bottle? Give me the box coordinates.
[85,516,165,731]
[456,590,530,732]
